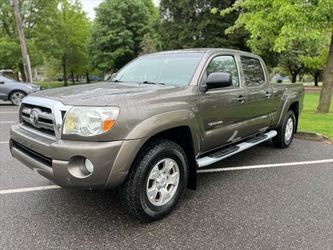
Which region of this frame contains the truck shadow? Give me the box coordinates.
[25,142,273,228]
[20,140,289,236]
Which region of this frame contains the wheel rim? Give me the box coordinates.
[11,92,25,105]
[285,117,294,142]
[146,158,180,207]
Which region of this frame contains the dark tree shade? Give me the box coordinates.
[159,0,249,51]
[89,0,156,72]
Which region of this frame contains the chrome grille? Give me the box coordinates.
[19,96,72,140]
[21,103,56,137]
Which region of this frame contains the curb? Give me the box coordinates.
[295,131,333,144]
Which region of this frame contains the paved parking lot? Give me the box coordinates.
[1,102,332,249]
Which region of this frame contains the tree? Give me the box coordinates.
[216,0,333,113]
[1,0,89,85]
[278,50,304,83]
[89,0,158,73]
[37,0,89,86]
[160,0,249,51]
[0,0,52,80]
[302,45,328,86]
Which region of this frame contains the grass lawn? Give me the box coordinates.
[298,92,333,139]
[35,81,65,89]
[34,80,97,89]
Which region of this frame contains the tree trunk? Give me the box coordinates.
[314,71,320,87]
[291,73,297,83]
[19,63,26,82]
[86,72,90,83]
[71,71,75,85]
[317,31,333,113]
[314,77,319,87]
[62,55,68,87]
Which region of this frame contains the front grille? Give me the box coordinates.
[12,140,52,167]
[20,103,55,137]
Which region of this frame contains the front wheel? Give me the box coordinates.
[9,91,26,106]
[119,139,188,221]
[273,110,296,148]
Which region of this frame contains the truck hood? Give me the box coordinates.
[31,82,184,106]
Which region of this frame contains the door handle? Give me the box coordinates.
[236,95,245,103]
[0,81,4,84]
[265,92,272,98]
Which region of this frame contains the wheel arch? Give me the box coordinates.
[275,98,300,129]
[8,89,27,99]
[288,101,299,131]
[106,125,198,190]
[140,126,197,190]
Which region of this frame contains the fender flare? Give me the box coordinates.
[126,110,200,153]
[105,110,201,188]
[275,96,300,128]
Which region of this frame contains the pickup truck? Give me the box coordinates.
[10,49,304,220]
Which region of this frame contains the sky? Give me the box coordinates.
[80,0,160,19]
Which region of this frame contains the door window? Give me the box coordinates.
[206,56,239,87]
[240,56,266,87]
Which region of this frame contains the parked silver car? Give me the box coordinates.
[0,75,41,105]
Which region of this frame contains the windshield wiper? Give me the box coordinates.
[111,79,123,83]
[139,81,165,85]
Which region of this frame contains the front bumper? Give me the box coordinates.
[10,124,142,189]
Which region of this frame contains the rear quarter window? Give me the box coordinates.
[240,56,266,87]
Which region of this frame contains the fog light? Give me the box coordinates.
[85,159,94,173]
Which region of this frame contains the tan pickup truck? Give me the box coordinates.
[10,49,304,220]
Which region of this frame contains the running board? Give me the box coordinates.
[197,130,277,168]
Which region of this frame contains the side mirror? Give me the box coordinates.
[206,72,232,90]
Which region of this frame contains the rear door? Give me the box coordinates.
[199,54,247,153]
[239,56,275,134]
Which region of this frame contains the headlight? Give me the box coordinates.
[63,107,119,137]
[29,85,41,91]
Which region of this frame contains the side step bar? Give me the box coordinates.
[197,130,277,168]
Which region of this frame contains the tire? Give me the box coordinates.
[9,91,26,106]
[273,110,296,148]
[119,139,189,221]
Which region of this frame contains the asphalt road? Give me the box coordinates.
[1,102,333,249]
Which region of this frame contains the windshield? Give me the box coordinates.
[113,53,204,86]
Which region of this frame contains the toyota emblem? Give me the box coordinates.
[30,109,39,125]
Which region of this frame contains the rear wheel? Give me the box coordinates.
[9,91,26,106]
[273,110,296,148]
[119,139,188,221]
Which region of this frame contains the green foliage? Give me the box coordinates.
[36,0,89,85]
[301,33,330,73]
[160,0,249,50]
[34,80,65,89]
[218,0,333,112]
[216,0,332,62]
[89,0,158,72]
[0,0,58,76]
[220,0,332,53]
[0,0,89,84]
[0,37,20,70]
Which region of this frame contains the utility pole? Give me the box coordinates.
[11,0,33,83]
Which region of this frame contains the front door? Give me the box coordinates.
[199,55,246,153]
